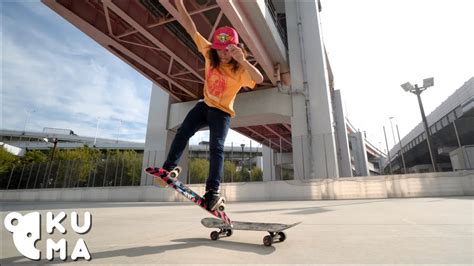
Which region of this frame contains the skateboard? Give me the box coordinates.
[201,217,301,246]
[145,167,232,225]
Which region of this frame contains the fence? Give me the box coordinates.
[1,154,143,190]
[386,116,474,173]
[5,116,470,191]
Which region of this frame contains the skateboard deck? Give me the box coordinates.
[145,167,232,225]
[201,217,301,246]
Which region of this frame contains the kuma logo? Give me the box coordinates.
[4,211,92,261]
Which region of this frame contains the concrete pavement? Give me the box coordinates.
[1,197,473,264]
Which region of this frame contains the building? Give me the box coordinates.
[386,77,474,173]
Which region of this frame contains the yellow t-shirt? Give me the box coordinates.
[193,32,256,117]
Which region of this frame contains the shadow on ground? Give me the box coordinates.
[0,201,188,212]
[233,199,388,215]
[0,238,275,264]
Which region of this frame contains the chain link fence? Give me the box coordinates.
[1,153,143,190]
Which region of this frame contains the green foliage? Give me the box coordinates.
[250,167,263,182]
[234,167,251,182]
[53,146,101,162]
[189,158,209,184]
[0,149,20,191]
[223,160,236,183]
[22,150,48,163]
[0,148,19,175]
[1,147,144,189]
[282,168,293,180]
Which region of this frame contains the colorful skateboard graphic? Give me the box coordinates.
[145,167,232,225]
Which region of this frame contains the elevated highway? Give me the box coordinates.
[41,0,385,179]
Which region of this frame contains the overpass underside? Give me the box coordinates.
[42,0,293,149]
[42,0,382,181]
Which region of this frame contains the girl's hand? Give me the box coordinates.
[227,44,246,64]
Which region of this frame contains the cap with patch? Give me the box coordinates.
[211,26,239,50]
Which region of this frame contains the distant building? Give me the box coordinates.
[386,77,474,173]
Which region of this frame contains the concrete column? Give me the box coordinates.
[262,145,276,181]
[349,132,370,176]
[286,0,339,179]
[141,84,188,185]
[333,90,352,177]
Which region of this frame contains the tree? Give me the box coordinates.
[235,167,250,182]
[0,148,20,189]
[22,150,48,163]
[250,167,263,182]
[223,160,236,183]
[0,148,19,175]
[189,158,209,184]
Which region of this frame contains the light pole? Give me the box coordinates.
[24,110,36,133]
[240,143,245,169]
[389,117,397,148]
[396,125,407,173]
[94,117,101,147]
[383,126,393,174]
[400,77,437,172]
[116,120,122,143]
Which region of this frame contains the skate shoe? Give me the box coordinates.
[203,189,225,211]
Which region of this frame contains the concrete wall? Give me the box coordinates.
[2,171,472,202]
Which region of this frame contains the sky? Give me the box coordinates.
[2,0,474,151]
[319,0,474,150]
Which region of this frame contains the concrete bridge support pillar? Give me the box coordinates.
[286,0,339,179]
[262,145,277,181]
[333,90,353,177]
[141,84,189,185]
[350,132,370,176]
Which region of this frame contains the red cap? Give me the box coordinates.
[211,26,239,50]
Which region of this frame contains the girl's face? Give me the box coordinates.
[216,48,232,64]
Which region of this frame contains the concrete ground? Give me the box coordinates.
[1,197,473,265]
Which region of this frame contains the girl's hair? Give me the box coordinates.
[208,43,247,72]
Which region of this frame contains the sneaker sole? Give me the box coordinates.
[208,197,225,211]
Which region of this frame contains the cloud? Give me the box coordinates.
[2,1,151,142]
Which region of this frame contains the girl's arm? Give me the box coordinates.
[228,45,264,84]
[174,0,198,36]
[240,60,264,84]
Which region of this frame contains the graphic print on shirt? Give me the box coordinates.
[206,68,227,101]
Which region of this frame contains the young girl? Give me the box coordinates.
[156,0,264,211]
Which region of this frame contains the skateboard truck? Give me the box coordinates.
[210,227,233,241]
[201,217,300,247]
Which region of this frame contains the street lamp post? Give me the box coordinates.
[400,77,438,172]
[24,110,36,133]
[396,125,407,173]
[240,144,245,169]
[389,117,397,147]
[94,117,100,147]
[116,120,122,143]
[383,126,393,174]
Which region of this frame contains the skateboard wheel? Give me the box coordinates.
[169,170,178,179]
[263,235,273,246]
[210,231,219,241]
[225,229,233,237]
[218,204,225,212]
[278,232,286,242]
[169,167,182,179]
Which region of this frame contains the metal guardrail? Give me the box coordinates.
[264,0,288,49]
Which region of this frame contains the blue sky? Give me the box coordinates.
[2,0,152,142]
[2,0,474,150]
[1,0,254,146]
